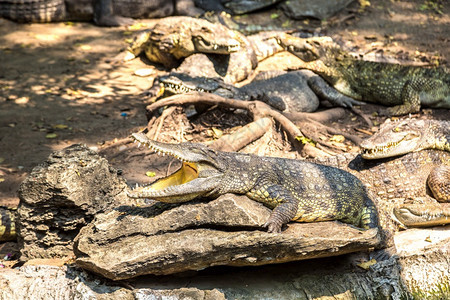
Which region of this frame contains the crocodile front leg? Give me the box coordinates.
[301,70,364,108]
[248,184,299,233]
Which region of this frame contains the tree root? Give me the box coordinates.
[210,117,273,152]
[145,92,328,157]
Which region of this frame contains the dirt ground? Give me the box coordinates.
[0,0,449,209]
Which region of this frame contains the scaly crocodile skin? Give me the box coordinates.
[278,34,450,115]
[127,132,379,233]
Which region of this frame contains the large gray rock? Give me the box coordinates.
[74,194,380,280]
[0,264,226,300]
[280,0,354,20]
[0,265,133,300]
[17,144,129,261]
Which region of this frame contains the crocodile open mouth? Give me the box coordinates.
[145,161,199,192]
[127,132,222,202]
[130,136,199,193]
[361,140,401,156]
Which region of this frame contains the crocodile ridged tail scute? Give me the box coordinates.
[0,0,66,22]
[0,207,16,242]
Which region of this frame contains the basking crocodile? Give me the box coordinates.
[157,70,362,112]
[278,34,450,115]
[128,132,379,233]
[130,19,285,83]
[360,118,450,159]
[0,207,16,242]
[0,0,203,26]
[315,150,450,232]
[126,16,241,69]
[128,131,449,242]
[358,118,450,227]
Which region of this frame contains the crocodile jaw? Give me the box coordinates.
[393,206,450,227]
[127,133,223,203]
[193,35,240,54]
[360,136,419,159]
[127,168,222,203]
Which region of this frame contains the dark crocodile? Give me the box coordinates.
[0,207,15,242]
[358,118,450,227]
[128,132,379,234]
[126,16,241,69]
[0,0,203,26]
[278,34,450,115]
[157,70,362,112]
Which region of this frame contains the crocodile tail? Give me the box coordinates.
[0,0,66,22]
[0,207,16,242]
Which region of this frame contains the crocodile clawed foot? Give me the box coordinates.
[386,104,420,116]
[263,220,283,233]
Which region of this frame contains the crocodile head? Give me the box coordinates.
[159,73,238,98]
[126,31,151,59]
[127,133,226,203]
[159,73,223,95]
[277,34,335,62]
[360,118,444,159]
[393,204,450,227]
[191,30,241,54]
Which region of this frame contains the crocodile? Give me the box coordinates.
[128,132,379,233]
[315,150,450,231]
[360,118,450,159]
[157,70,362,112]
[278,34,450,115]
[0,207,16,242]
[153,25,285,84]
[126,16,242,69]
[358,118,450,227]
[0,0,203,26]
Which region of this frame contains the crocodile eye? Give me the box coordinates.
[200,26,212,33]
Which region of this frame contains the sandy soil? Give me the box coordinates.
[0,0,449,208]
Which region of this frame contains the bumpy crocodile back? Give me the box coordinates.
[0,0,66,22]
[314,150,449,235]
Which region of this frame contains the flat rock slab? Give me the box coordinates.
[74,194,380,280]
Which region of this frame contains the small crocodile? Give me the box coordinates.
[0,0,203,26]
[169,28,288,84]
[0,207,16,242]
[360,118,450,159]
[128,132,379,233]
[278,34,450,115]
[358,118,450,227]
[126,16,241,69]
[157,70,362,112]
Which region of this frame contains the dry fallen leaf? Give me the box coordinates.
[146,171,156,177]
[52,124,68,130]
[357,258,377,270]
[45,133,58,139]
